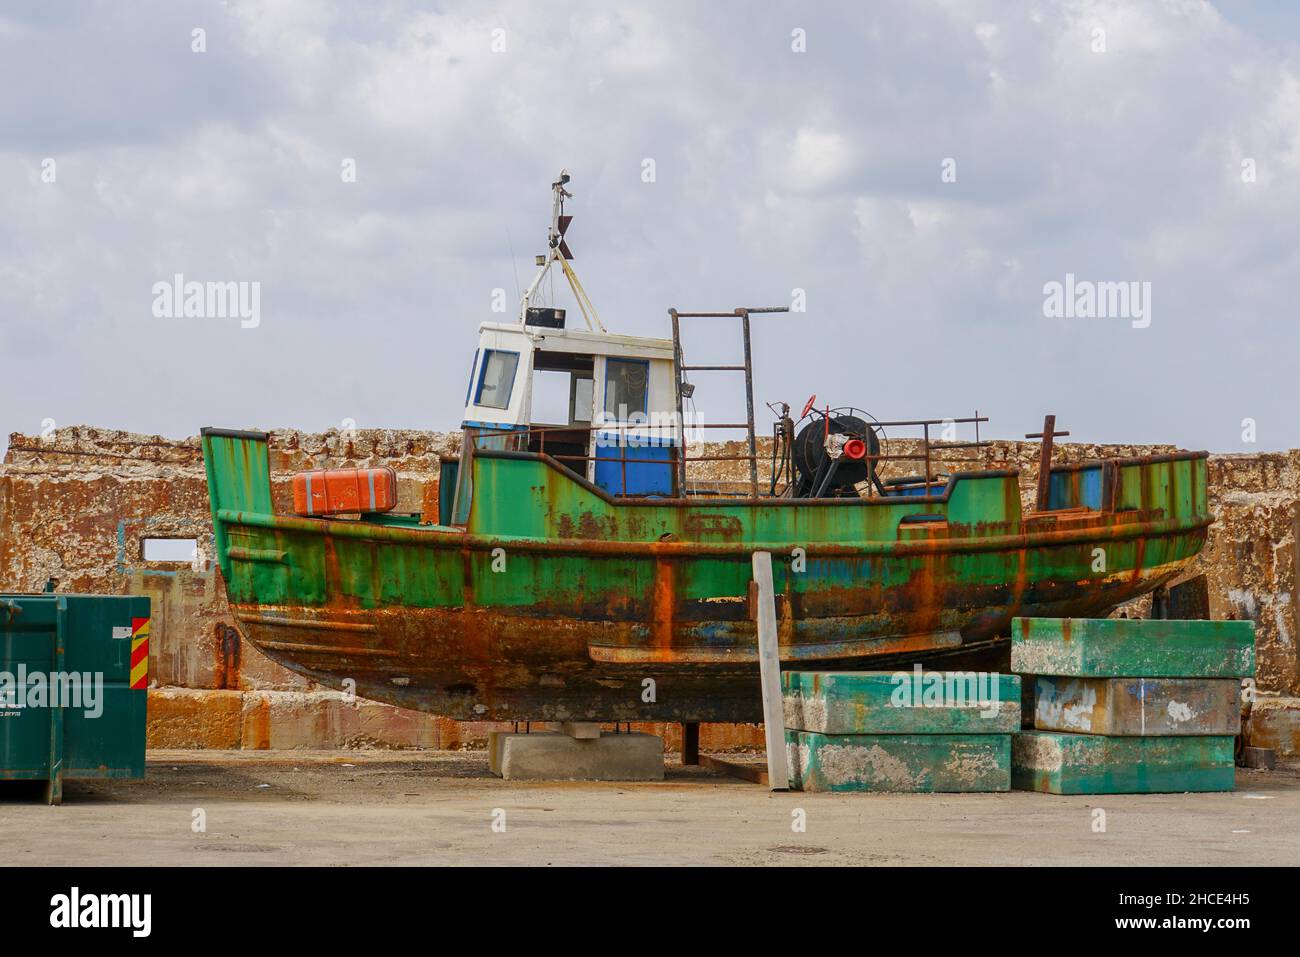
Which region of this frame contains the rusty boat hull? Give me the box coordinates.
[202,429,1211,723]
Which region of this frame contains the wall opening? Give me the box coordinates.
[142,537,198,562]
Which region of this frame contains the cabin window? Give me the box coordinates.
[531,370,572,424]
[531,352,595,426]
[571,375,594,423]
[604,358,649,420]
[475,349,519,410]
[464,349,479,406]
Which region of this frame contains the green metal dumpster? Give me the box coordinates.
[0,592,149,804]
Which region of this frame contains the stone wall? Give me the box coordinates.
[2,425,1297,754]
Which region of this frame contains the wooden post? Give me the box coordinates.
[751,551,790,791]
[1026,414,1070,512]
[681,722,699,765]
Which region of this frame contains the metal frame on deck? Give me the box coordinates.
[670,306,789,498]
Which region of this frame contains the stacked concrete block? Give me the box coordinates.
[1011,618,1255,794]
[782,670,1021,792]
[1248,697,1300,756]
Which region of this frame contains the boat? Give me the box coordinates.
[200,172,1211,722]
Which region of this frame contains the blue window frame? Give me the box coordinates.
[604,357,650,420]
[464,349,480,406]
[475,349,520,410]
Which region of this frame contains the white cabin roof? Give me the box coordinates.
[478,321,673,361]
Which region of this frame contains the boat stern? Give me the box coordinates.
[200,427,274,584]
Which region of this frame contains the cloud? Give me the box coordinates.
[784,127,854,191]
[1,0,1298,454]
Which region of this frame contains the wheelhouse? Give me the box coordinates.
[441,170,991,527]
[460,318,680,501]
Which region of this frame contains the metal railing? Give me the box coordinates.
[470,419,754,498]
[852,414,989,498]
[470,411,991,500]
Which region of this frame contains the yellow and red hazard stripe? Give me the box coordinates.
[130,617,150,690]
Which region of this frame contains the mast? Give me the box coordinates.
[518,170,606,332]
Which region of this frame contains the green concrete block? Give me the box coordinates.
[1011,618,1255,677]
[782,670,1020,734]
[785,730,1011,792]
[1031,676,1242,736]
[1011,731,1236,794]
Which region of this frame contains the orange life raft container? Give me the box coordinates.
[291,467,398,516]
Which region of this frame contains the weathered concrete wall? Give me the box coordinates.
[2,426,1296,752]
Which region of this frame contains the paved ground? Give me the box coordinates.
[2,750,1297,866]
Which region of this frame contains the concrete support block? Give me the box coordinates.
[1249,696,1300,756]
[493,731,664,781]
[1012,731,1236,794]
[1030,676,1242,736]
[1011,618,1255,677]
[783,670,1021,734]
[786,730,1011,793]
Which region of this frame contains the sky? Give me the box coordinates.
[3,0,1299,455]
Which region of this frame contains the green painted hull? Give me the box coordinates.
[201,429,1211,721]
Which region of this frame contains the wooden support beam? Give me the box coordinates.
[752,551,790,791]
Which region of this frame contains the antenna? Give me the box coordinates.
[518,170,606,332]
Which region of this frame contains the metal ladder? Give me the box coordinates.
[668,306,789,497]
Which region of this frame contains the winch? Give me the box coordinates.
[770,395,886,498]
